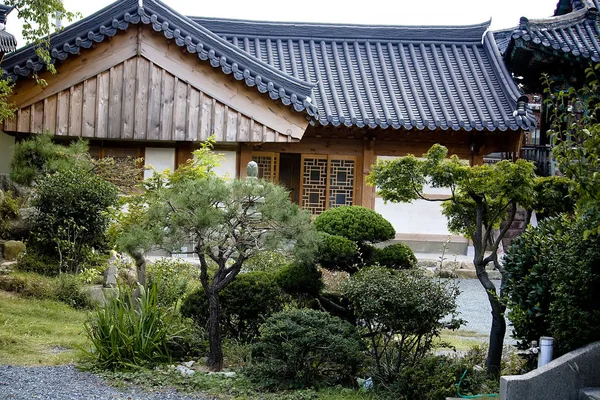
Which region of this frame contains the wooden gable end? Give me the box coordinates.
[4,27,309,143]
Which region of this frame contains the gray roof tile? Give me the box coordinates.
[194,17,534,131]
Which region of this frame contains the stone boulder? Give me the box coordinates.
[3,240,25,261]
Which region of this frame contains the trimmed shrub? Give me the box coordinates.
[504,216,600,356]
[314,206,395,244]
[248,309,363,389]
[181,271,284,342]
[3,240,25,261]
[276,262,323,298]
[374,243,417,270]
[83,282,185,370]
[54,273,93,309]
[317,233,358,271]
[146,258,197,308]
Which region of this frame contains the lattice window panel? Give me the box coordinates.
[301,156,328,215]
[252,152,279,183]
[328,158,355,208]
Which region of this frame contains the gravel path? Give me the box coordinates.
[0,365,207,400]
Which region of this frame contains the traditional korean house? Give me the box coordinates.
[496,0,600,175]
[0,0,535,253]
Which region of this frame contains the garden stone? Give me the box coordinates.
[175,365,195,376]
[103,266,117,288]
[182,361,195,368]
[3,240,25,261]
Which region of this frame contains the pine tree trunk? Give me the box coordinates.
[206,288,224,371]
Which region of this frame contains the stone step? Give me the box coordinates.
[580,387,600,400]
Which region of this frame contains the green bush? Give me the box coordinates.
[54,273,93,309]
[374,243,417,270]
[29,167,118,274]
[15,251,60,276]
[181,271,284,342]
[146,258,197,308]
[276,262,323,298]
[532,176,577,220]
[504,216,600,356]
[243,250,293,273]
[0,271,91,309]
[0,190,20,239]
[84,282,185,370]
[343,266,460,382]
[314,206,395,244]
[248,309,363,390]
[317,233,358,272]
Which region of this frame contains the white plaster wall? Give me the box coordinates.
[0,131,15,174]
[211,150,237,179]
[144,148,176,179]
[375,198,451,235]
[374,155,452,236]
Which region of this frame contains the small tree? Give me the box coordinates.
[117,146,318,371]
[343,266,459,382]
[369,144,536,376]
[30,166,118,273]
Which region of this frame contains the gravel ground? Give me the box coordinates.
[0,365,208,400]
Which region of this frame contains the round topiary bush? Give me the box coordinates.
[375,243,417,270]
[248,308,363,389]
[181,271,284,342]
[317,233,358,271]
[314,206,395,244]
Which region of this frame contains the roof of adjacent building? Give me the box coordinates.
[0,0,535,132]
[0,5,17,53]
[500,0,600,64]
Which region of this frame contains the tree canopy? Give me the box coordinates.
[369,144,537,376]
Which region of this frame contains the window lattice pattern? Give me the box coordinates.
[329,159,355,208]
[302,157,328,215]
[252,155,277,182]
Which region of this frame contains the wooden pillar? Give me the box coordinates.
[239,144,253,178]
[175,141,194,168]
[361,137,376,209]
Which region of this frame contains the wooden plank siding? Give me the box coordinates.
[4,57,300,143]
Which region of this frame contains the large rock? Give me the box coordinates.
[103,266,117,288]
[3,240,25,261]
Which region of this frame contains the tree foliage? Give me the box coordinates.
[369,144,537,376]
[504,216,600,357]
[30,166,118,273]
[116,141,319,371]
[543,70,600,236]
[343,266,459,382]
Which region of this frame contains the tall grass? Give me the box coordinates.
[83,283,185,370]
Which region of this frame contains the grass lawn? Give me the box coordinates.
[438,328,488,352]
[0,290,89,365]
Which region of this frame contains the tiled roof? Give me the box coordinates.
[0,4,16,53]
[508,6,600,63]
[192,17,534,131]
[1,0,317,116]
[0,0,535,132]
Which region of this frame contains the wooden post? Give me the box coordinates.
[175,141,194,169]
[239,144,253,178]
[361,137,376,210]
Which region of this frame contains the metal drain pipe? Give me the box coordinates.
[538,336,554,367]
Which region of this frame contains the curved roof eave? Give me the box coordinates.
[1,0,318,117]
